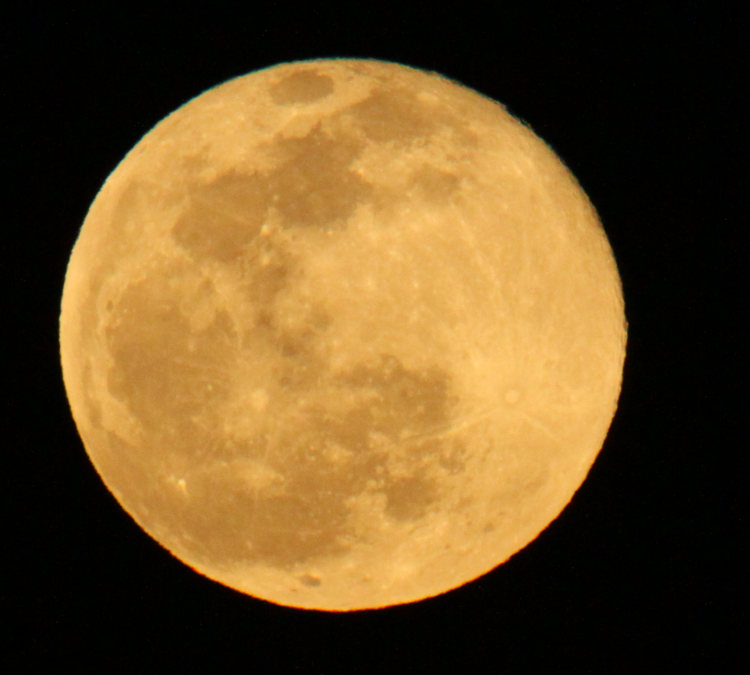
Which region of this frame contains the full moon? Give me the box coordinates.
[60,58,626,611]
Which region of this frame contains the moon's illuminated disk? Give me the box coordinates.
[60,59,626,611]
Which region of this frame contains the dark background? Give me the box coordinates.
[6,2,742,672]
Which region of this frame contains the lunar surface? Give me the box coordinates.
[60,58,626,611]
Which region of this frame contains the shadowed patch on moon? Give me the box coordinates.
[81,362,103,430]
[104,261,236,432]
[268,124,371,228]
[409,165,461,202]
[299,574,322,587]
[111,344,462,568]
[170,85,473,256]
[101,241,465,568]
[172,124,371,247]
[172,171,268,261]
[347,88,439,144]
[269,69,335,105]
[73,180,172,353]
[204,352,462,567]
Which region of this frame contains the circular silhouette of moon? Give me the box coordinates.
[60,58,626,611]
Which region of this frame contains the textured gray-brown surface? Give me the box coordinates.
[60,59,626,610]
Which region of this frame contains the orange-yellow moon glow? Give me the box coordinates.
[60,59,626,611]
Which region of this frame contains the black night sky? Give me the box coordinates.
[6,3,741,672]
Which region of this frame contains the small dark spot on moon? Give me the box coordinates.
[299,573,322,587]
[269,70,335,105]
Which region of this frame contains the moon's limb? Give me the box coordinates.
[60,58,626,611]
